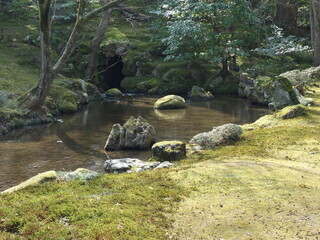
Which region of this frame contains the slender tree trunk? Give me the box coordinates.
[311,0,320,66]
[85,7,113,81]
[19,0,54,109]
[221,56,229,78]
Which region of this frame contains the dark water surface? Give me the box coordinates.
[0,96,270,191]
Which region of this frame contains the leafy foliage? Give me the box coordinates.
[151,0,262,66]
[254,25,311,56]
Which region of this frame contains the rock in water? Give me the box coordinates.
[151,141,186,162]
[188,85,214,100]
[190,123,242,149]
[105,88,124,97]
[104,124,125,150]
[104,116,156,150]
[154,95,186,109]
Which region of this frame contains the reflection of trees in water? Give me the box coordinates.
[56,128,106,160]
[0,122,54,142]
[190,97,270,124]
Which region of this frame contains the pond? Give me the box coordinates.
[0,96,270,191]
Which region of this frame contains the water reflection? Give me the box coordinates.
[0,96,270,191]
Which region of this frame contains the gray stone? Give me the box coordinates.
[104,124,125,150]
[105,116,156,150]
[154,161,174,170]
[103,158,162,173]
[104,160,131,173]
[280,66,320,87]
[190,123,242,149]
[152,141,186,162]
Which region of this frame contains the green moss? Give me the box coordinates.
[256,75,272,86]
[276,76,300,104]
[105,88,123,97]
[0,170,187,239]
[2,171,57,194]
[49,86,78,114]
[275,104,306,119]
[120,75,154,93]
[154,95,186,109]
[215,73,240,94]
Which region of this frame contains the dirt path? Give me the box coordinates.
[168,90,320,239]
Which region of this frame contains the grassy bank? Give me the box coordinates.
[1,86,320,239]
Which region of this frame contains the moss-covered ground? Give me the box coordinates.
[1,86,320,239]
[1,2,320,239]
[168,87,320,239]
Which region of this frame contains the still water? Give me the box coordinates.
[0,96,270,191]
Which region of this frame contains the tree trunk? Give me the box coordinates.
[19,0,126,109]
[221,56,229,78]
[19,0,54,109]
[85,7,113,81]
[311,0,320,66]
[274,0,298,34]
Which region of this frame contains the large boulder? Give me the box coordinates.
[154,95,186,109]
[104,116,156,150]
[238,74,299,110]
[280,66,320,88]
[188,86,214,100]
[205,72,240,94]
[151,141,186,162]
[190,123,243,149]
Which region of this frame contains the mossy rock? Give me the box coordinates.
[120,76,159,93]
[86,83,103,101]
[154,95,186,109]
[151,141,186,162]
[136,78,161,93]
[215,73,240,94]
[276,76,300,105]
[106,88,123,97]
[205,72,240,94]
[152,62,184,79]
[2,171,57,194]
[275,104,306,120]
[157,68,196,94]
[188,86,214,100]
[49,86,78,113]
[256,76,273,87]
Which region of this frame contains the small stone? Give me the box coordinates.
[152,141,186,162]
[104,160,131,173]
[153,161,174,170]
